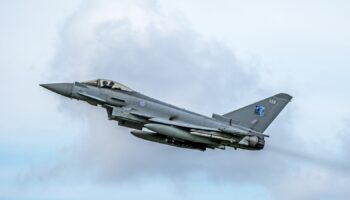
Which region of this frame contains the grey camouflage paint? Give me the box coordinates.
[40,79,292,151]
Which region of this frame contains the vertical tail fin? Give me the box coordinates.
[223,93,292,133]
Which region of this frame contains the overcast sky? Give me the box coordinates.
[1,0,350,199]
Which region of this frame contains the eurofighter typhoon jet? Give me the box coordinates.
[40,79,292,151]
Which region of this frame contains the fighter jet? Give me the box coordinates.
[40,79,292,151]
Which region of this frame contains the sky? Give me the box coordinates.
[1,0,350,199]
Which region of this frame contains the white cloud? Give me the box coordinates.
[2,0,350,199]
[45,0,286,182]
[41,1,350,198]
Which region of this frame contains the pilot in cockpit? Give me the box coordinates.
[102,80,109,88]
[82,79,134,92]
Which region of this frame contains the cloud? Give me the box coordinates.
[265,117,350,200]
[41,0,350,199]
[47,0,287,182]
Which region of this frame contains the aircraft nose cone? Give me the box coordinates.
[40,83,73,98]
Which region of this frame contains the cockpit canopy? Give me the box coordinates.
[82,79,134,92]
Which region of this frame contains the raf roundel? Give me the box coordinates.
[140,100,146,107]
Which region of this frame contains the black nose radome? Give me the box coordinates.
[40,83,73,98]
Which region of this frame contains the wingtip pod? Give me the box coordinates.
[275,93,293,102]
